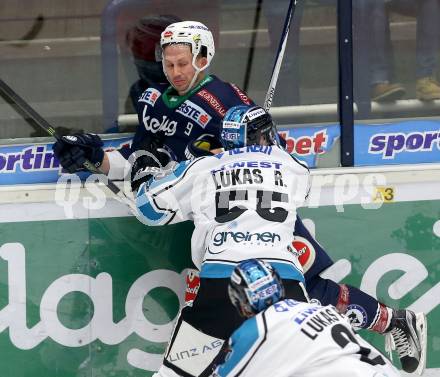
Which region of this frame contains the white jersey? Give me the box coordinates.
[135,145,310,282]
[214,300,401,377]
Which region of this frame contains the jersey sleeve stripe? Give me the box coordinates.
[196,88,227,117]
[149,157,206,195]
[200,260,305,282]
[135,157,206,225]
[229,83,252,105]
[216,316,267,377]
[135,183,176,226]
[289,153,310,171]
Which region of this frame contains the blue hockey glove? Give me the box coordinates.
[184,134,223,160]
[53,133,104,173]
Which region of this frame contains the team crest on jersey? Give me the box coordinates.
[176,100,212,128]
[289,236,316,273]
[139,88,161,107]
[346,304,368,330]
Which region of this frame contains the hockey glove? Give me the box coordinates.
[130,145,177,192]
[53,133,104,173]
[184,134,223,160]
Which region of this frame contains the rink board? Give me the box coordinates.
[0,167,439,376]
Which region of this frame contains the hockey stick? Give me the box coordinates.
[0,78,136,210]
[0,15,44,47]
[263,0,298,111]
[243,0,263,92]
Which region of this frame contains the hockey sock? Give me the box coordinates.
[307,275,392,332]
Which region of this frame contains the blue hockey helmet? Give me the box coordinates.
[228,259,285,318]
[220,105,278,150]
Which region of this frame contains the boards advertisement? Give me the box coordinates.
[0,182,439,376]
[1,118,440,187]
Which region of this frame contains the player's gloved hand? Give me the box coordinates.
[53,133,104,173]
[130,145,177,192]
[184,134,223,160]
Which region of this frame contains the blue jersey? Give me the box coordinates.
[120,75,254,161]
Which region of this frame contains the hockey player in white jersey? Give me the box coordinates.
[213,259,401,377]
[136,104,309,277]
[135,105,310,376]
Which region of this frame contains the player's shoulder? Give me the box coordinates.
[267,298,307,315]
[203,75,255,107]
[146,156,210,191]
[138,83,168,105]
[273,147,309,172]
[266,299,335,322]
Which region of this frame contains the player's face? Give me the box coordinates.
[163,44,208,95]
[260,134,269,146]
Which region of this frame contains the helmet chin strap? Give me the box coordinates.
[180,67,201,95]
[179,52,209,94]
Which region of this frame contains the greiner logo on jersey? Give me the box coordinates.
[368,130,440,158]
[212,231,281,246]
[176,100,212,128]
[139,88,161,107]
[142,109,177,136]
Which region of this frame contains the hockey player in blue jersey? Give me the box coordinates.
[53,20,254,191]
[53,20,426,374]
[213,259,401,377]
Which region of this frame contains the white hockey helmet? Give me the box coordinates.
[160,21,215,93]
[160,21,215,68]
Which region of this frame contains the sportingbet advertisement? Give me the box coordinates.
[0,128,339,186]
[0,137,132,185]
[278,124,340,167]
[0,180,439,376]
[1,118,439,187]
[355,120,440,165]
